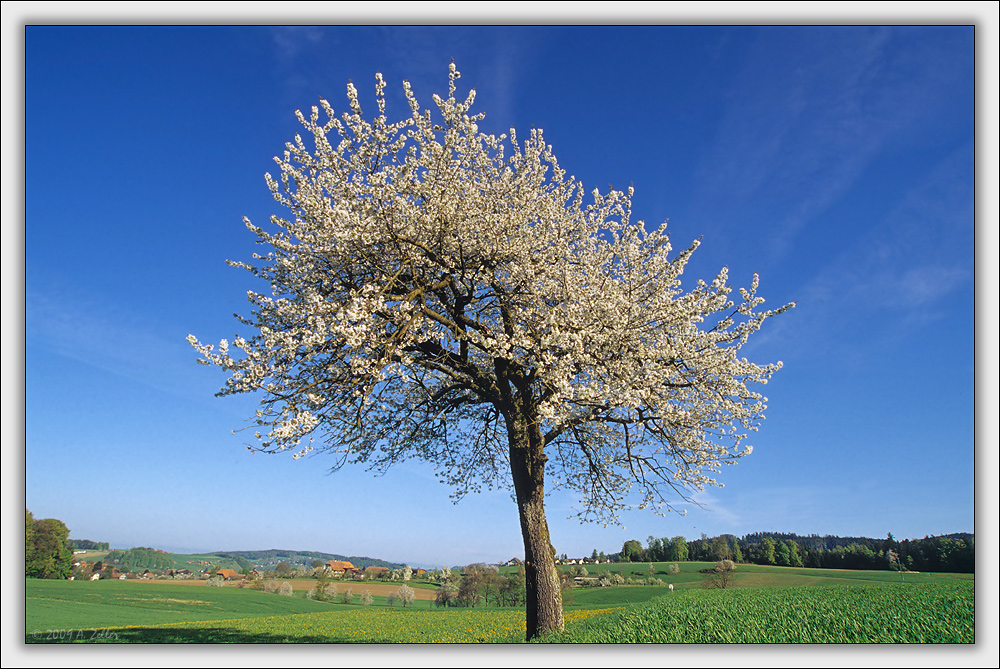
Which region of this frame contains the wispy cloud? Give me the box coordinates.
[264,26,541,138]
[784,144,974,353]
[25,287,225,403]
[689,489,745,526]
[691,27,971,266]
[269,26,325,62]
[693,484,854,536]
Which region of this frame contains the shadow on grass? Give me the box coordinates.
[26,627,393,644]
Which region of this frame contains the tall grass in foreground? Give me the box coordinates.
[541,582,974,643]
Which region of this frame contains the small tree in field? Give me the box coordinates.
[888,549,905,582]
[435,582,458,607]
[190,64,792,639]
[457,566,483,607]
[704,559,737,589]
[395,584,416,607]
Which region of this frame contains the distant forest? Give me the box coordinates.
[213,549,404,571]
[104,547,174,571]
[52,531,973,577]
[617,532,974,574]
[69,539,110,550]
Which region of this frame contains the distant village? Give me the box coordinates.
[70,550,611,582]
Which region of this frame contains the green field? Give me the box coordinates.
[546,582,974,643]
[26,564,974,644]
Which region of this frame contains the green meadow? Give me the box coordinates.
[25,563,974,644]
[547,582,974,643]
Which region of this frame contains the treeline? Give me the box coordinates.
[69,539,110,550]
[25,509,73,579]
[615,532,974,574]
[104,547,174,572]
[215,549,402,571]
[432,564,526,608]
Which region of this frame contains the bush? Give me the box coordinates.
[436,583,457,607]
[703,560,737,589]
[206,575,225,587]
[279,581,293,596]
[339,588,354,605]
[668,563,680,575]
[395,584,415,607]
[360,590,374,606]
[262,580,280,594]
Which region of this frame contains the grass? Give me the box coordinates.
[26,579,333,632]
[26,565,974,644]
[540,581,975,643]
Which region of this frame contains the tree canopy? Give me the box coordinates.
[25,510,73,579]
[190,63,792,638]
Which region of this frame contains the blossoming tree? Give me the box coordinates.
[189,64,793,639]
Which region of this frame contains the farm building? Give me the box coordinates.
[325,560,361,577]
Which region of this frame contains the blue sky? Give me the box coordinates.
[12,16,994,572]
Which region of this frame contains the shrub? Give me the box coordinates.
[668,563,680,575]
[206,576,225,587]
[339,588,354,605]
[279,581,293,596]
[703,560,737,589]
[262,580,280,594]
[360,589,374,606]
[395,584,415,607]
[436,583,457,607]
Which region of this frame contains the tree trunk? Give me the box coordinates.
[507,408,565,640]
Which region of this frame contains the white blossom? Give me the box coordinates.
[189,64,794,525]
